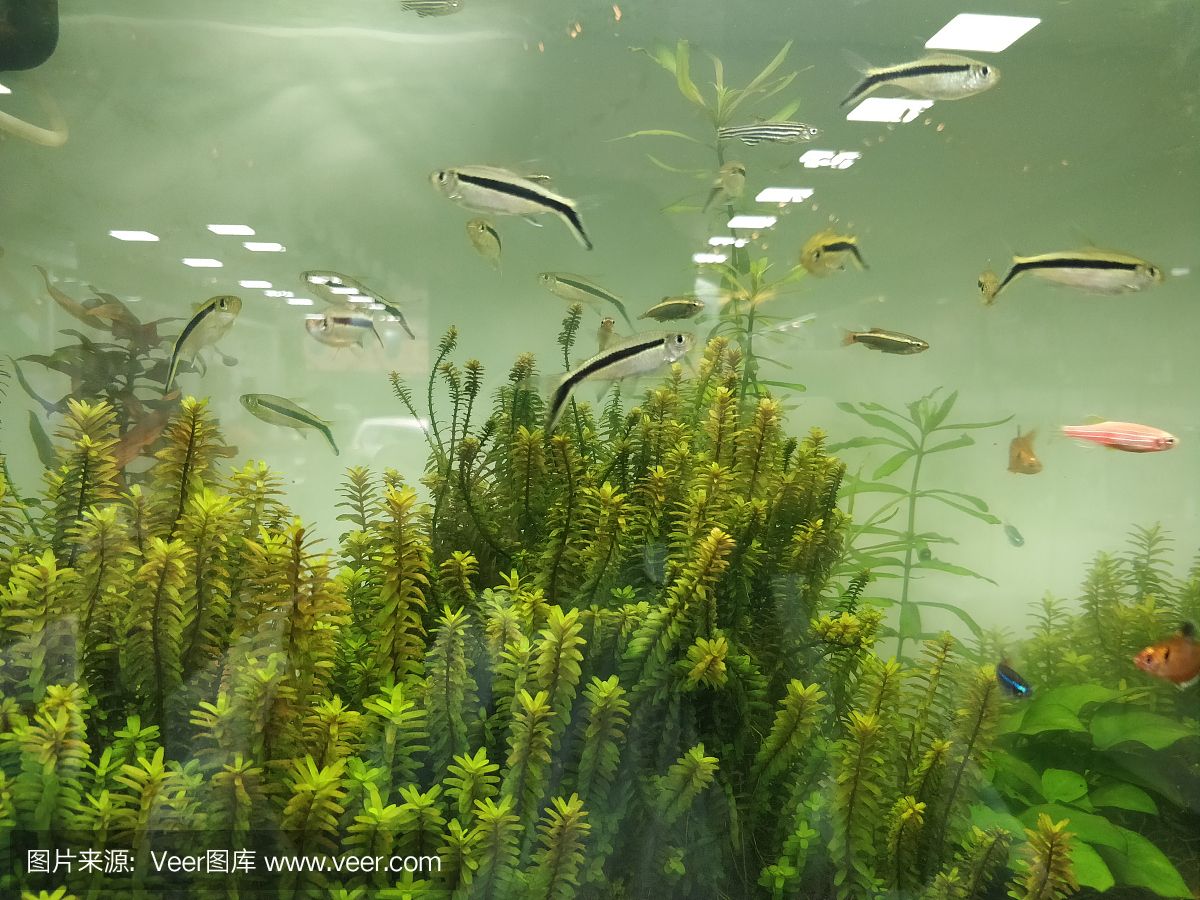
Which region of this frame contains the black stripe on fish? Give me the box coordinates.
[998,256,1142,294]
[822,240,868,269]
[258,397,339,454]
[456,172,593,250]
[552,276,632,325]
[166,303,215,390]
[548,336,665,427]
[841,62,973,107]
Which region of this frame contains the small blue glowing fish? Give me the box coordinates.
[1004,524,1024,547]
[996,662,1033,699]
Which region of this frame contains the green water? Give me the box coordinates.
[1,1,1199,897]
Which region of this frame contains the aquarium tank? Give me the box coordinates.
[1,0,1198,897]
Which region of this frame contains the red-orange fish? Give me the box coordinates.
[1061,421,1178,453]
[1007,428,1042,474]
[1133,623,1200,688]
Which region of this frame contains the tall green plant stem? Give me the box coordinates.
[896,432,926,661]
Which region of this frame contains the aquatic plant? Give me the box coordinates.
[833,388,1011,658]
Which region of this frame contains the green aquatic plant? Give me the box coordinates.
[833,388,1012,658]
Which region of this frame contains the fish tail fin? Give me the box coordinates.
[545,372,575,433]
[842,330,858,347]
[613,301,634,329]
[560,204,594,251]
[371,322,385,350]
[702,186,720,212]
[978,270,1002,305]
[321,425,339,456]
[851,246,869,270]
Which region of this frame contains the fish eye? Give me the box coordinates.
[674,334,685,344]
[217,298,228,310]
[980,66,990,76]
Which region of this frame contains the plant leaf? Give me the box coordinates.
[1090,782,1157,815]
[767,98,802,122]
[631,44,677,75]
[758,380,806,393]
[28,410,56,468]
[913,559,996,584]
[1090,708,1199,751]
[1018,804,1124,848]
[936,413,1015,432]
[912,600,984,639]
[1072,841,1116,893]
[920,490,1002,525]
[835,403,918,447]
[925,389,958,431]
[898,602,921,641]
[644,154,707,176]
[872,450,914,479]
[742,40,793,96]
[613,129,709,145]
[1015,700,1087,736]
[926,434,974,454]
[1041,768,1088,804]
[1099,829,1192,898]
[829,435,907,452]
[673,40,709,112]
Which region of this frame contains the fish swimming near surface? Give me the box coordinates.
[546,332,693,432]
[639,296,705,321]
[240,394,338,456]
[537,273,633,326]
[1134,623,1200,688]
[164,295,241,393]
[996,661,1033,698]
[1061,421,1177,453]
[597,317,618,351]
[704,161,746,211]
[800,230,867,276]
[400,0,463,16]
[978,250,1163,305]
[718,121,822,145]
[841,53,1000,107]
[301,271,416,340]
[432,165,593,250]
[1008,428,1043,475]
[843,328,928,355]
[305,313,385,350]
[466,218,502,270]
[1004,524,1024,548]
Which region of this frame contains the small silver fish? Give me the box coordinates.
[842,54,999,107]
[432,166,592,250]
[843,328,928,355]
[400,0,462,16]
[547,332,693,431]
[164,295,242,392]
[240,394,338,455]
[718,122,822,145]
[300,271,415,339]
[466,218,502,270]
[537,273,632,326]
[597,317,618,351]
[978,250,1163,305]
[704,161,746,211]
[800,230,867,276]
[305,313,384,350]
[639,296,705,321]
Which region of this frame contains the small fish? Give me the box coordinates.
[800,230,867,276]
[305,313,384,350]
[841,53,999,107]
[301,271,415,339]
[597,317,618,351]
[537,273,633,327]
[917,547,932,562]
[1008,428,1043,475]
[978,250,1163,305]
[1061,421,1177,453]
[718,121,822,145]
[704,161,746,211]
[432,165,592,250]
[35,266,103,327]
[466,218,502,270]
[400,0,462,16]
[164,295,242,392]
[547,332,693,432]
[843,328,928,355]
[240,393,338,456]
[639,296,705,321]
[1133,623,1200,688]
[113,396,179,468]
[996,661,1033,698]
[1004,524,1024,548]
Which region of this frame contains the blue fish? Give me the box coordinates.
[996,662,1033,698]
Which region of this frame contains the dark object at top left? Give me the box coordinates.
[0,0,58,71]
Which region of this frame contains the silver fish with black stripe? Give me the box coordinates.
[400,0,462,17]
[538,272,632,326]
[978,250,1164,305]
[718,121,821,145]
[432,165,593,250]
[841,53,999,107]
[305,312,385,350]
[164,295,242,393]
[240,393,339,455]
[301,271,416,339]
[546,332,693,431]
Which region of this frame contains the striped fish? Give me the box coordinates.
[240,394,339,456]
[842,328,928,355]
[305,312,384,350]
[1061,421,1177,453]
[800,230,867,276]
[400,0,462,17]
[841,54,999,107]
[978,250,1163,305]
[639,296,704,321]
[538,272,632,326]
[432,166,593,250]
[996,662,1033,699]
[718,121,821,146]
[546,332,693,432]
[301,271,415,339]
[164,295,241,393]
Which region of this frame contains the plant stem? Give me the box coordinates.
[895,431,927,661]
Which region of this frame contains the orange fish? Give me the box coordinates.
[1062,421,1177,453]
[113,394,179,468]
[1133,623,1200,688]
[1007,428,1042,475]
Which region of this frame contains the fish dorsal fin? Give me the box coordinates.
[841,48,874,74]
[1084,415,1105,425]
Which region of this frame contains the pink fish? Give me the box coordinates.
[1061,421,1178,453]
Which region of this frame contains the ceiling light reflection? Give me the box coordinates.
[693,253,727,264]
[243,241,285,252]
[755,187,814,204]
[207,224,255,236]
[109,230,160,242]
[799,150,861,170]
[845,98,933,124]
[287,297,315,306]
[925,13,1039,53]
[727,215,777,229]
[239,280,272,289]
[182,258,222,268]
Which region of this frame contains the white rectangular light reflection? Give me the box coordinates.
[755,187,814,204]
[243,241,285,252]
[925,14,1039,53]
[182,258,222,268]
[708,236,749,248]
[693,252,727,264]
[328,286,358,295]
[109,230,159,242]
[799,149,861,170]
[207,224,255,236]
[727,215,776,230]
[265,290,294,298]
[846,98,933,124]
[239,280,272,289]
[0,83,10,95]
[348,294,373,304]
[287,297,315,306]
